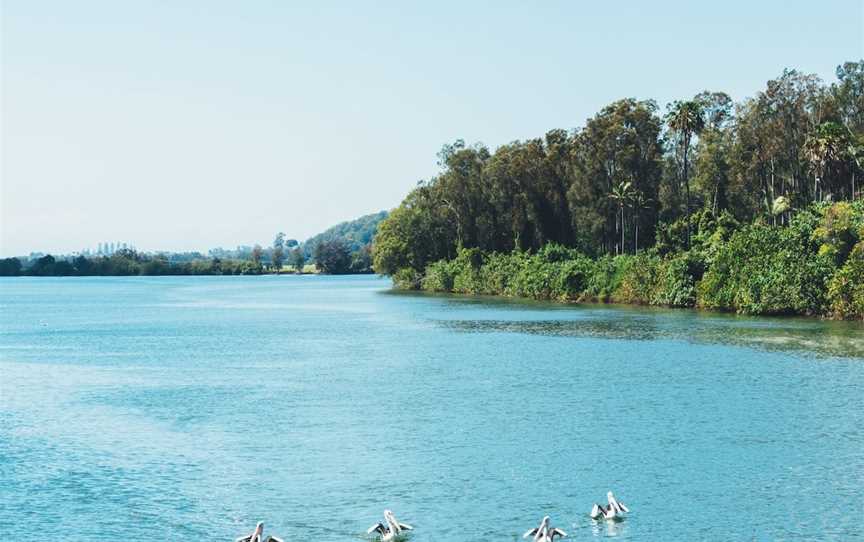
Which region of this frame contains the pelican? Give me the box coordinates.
[235,521,284,542]
[523,515,567,542]
[590,491,629,521]
[367,509,413,541]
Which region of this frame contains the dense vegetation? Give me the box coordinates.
[373,61,864,319]
[1,211,388,277]
[303,211,387,270]
[0,250,265,277]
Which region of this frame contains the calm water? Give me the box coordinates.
[1,276,862,541]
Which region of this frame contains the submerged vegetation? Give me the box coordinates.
[373,61,864,319]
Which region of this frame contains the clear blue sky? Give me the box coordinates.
[1,0,862,256]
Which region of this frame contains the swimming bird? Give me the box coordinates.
[235,521,284,542]
[367,509,413,541]
[523,515,567,542]
[590,491,629,520]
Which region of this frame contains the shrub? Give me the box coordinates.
[585,255,629,301]
[653,252,704,307]
[697,218,833,315]
[827,241,864,320]
[612,254,660,304]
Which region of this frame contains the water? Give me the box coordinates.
[1,275,862,540]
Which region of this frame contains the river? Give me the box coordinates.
[1,275,862,540]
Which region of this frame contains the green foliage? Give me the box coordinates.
[0,257,23,276]
[653,252,705,307]
[697,209,835,315]
[304,211,388,257]
[812,201,864,264]
[612,255,659,305]
[827,241,864,319]
[585,255,628,301]
[314,239,352,274]
[289,247,305,273]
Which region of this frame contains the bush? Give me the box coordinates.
[612,254,660,304]
[393,267,423,290]
[652,251,705,307]
[697,217,834,315]
[827,241,864,320]
[585,255,629,301]
[422,259,457,292]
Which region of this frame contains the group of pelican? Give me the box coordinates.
[522,491,630,541]
[236,494,628,542]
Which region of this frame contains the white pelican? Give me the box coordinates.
[367,509,413,541]
[235,521,284,542]
[590,491,629,521]
[523,515,567,542]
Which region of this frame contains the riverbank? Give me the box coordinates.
[395,202,864,321]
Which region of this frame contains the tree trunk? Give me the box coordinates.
[620,207,625,255]
[683,134,691,249]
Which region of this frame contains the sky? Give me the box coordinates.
[1,0,862,256]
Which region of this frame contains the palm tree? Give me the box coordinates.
[771,196,790,226]
[609,180,635,254]
[666,100,705,248]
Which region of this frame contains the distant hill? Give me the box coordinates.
[303,210,388,257]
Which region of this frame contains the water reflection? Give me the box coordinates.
[433,300,863,359]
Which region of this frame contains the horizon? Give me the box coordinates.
[2,0,862,256]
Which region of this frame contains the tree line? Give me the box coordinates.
[372,61,864,319]
[0,215,387,276]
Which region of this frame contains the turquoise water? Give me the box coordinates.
[1,276,862,540]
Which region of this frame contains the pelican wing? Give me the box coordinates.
[235,536,252,542]
[523,528,539,538]
[398,522,413,531]
[551,527,567,539]
[590,504,603,519]
[265,537,284,542]
[367,522,386,535]
[617,501,629,513]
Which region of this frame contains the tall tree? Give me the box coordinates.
[666,100,706,248]
[289,247,305,273]
[609,180,635,254]
[272,232,286,273]
[314,239,352,274]
[251,244,263,265]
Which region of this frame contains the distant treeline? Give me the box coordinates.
[372,61,864,319]
[0,211,389,277]
[0,251,265,277]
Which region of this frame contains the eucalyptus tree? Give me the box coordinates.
[665,100,705,248]
[803,122,852,201]
[569,99,664,255]
[833,60,864,134]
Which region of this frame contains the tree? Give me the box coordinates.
[0,257,22,276]
[272,232,285,273]
[314,239,351,274]
[569,99,664,255]
[631,190,652,254]
[666,100,706,248]
[803,122,852,201]
[608,180,635,254]
[289,247,305,273]
[251,244,263,265]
